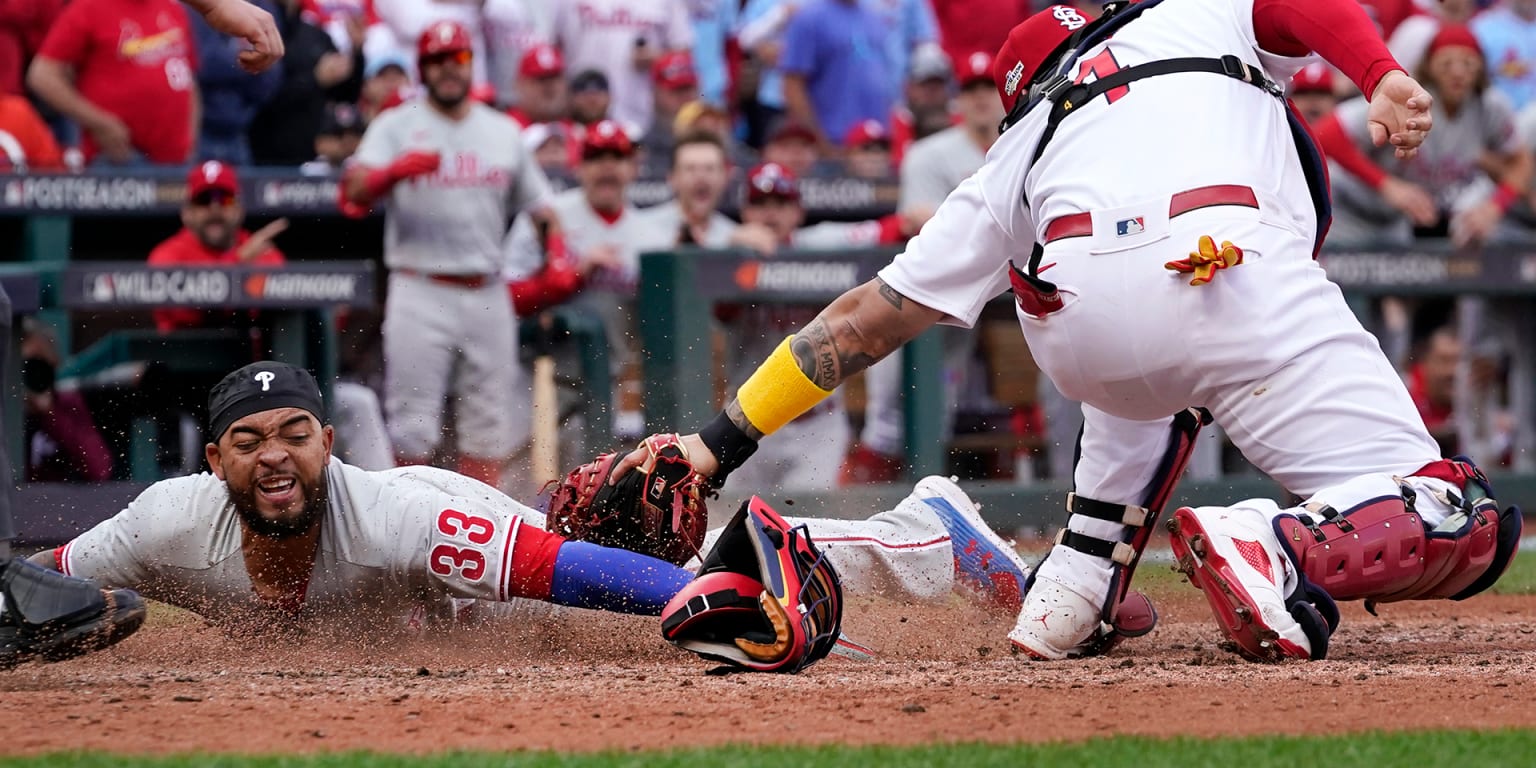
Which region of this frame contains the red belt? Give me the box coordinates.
[399,269,493,289]
[1042,184,1260,244]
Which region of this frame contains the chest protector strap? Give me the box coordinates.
[1002,0,1332,269]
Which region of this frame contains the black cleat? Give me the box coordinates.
[1,557,147,669]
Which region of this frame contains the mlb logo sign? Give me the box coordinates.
[1116,217,1145,237]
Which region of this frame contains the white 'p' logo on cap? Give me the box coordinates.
[254,371,276,391]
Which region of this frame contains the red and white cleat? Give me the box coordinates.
[1167,506,1315,662]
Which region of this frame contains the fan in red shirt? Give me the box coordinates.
[148,161,288,333]
[28,0,199,164]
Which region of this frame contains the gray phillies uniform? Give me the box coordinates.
[632,201,740,248]
[859,126,988,459]
[505,188,675,467]
[1329,90,1522,245]
[715,221,883,509]
[58,455,975,633]
[354,99,553,463]
[57,458,550,628]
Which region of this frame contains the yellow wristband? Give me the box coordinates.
[737,337,833,436]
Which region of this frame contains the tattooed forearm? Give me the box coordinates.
[791,319,840,389]
[789,317,883,390]
[725,399,765,440]
[876,278,905,310]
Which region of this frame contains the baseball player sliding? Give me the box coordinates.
[342,20,554,490]
[36,362,1032,664]
[617,0,1521,662]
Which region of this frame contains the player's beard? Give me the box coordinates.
[428,76,469,111]
[231,473,329,540]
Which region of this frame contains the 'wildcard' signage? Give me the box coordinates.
[63,263,376,309]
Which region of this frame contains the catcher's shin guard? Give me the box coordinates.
[1019,407,1212,657]
[1273,458,1522,612]
[661,497,843,673]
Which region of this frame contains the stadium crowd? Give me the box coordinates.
[3,0,1536,494]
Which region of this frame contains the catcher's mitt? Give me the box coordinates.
[545,434,710,566]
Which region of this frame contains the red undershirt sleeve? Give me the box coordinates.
[1252,0,1404,99]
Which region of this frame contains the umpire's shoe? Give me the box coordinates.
[0,556,147,669]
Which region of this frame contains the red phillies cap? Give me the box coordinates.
[993,5,1092,111]
[519,43,564,78]
[186,160,238,200]
[745,162,799,203]
[652,50,699,90]
[843,119,890,148]
[1289,63,1335,95]
[418,20,472,60]
[955,50,994,88]
[580,119,635,158]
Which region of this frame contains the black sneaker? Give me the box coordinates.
[0,556,147,668]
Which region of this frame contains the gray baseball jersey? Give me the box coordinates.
[554,0,694,129]
[899,126,988,210]
[1335,90,1521,212]
[632,200,739,248]
[505,188,670,371]
[58,458,550,627]
[354,99,552,275]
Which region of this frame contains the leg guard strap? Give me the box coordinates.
[1043,407,1213,656]
[1274,458,1521,612]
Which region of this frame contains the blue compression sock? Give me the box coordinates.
[548,541,694,615]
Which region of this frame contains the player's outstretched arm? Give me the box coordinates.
[615,277,943,484]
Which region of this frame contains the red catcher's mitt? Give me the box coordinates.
[545,434,710,566]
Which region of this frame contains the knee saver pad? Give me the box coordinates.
[1274,495,1425,602]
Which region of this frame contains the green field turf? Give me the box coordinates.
[1491,544,1536,595]
[6,729,1535,768]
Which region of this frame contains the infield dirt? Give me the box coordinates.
[3,586,1533,755]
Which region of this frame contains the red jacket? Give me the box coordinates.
[146,228,285,333]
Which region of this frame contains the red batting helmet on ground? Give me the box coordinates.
[992,5,1092,111]
[418,20,472,61]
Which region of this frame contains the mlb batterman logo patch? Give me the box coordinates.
[1116,217,1145,237]
[1004,61,1026,97]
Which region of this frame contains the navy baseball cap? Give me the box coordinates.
[208,362,326,441]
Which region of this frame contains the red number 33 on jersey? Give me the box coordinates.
[1077,49,1130,104]
[429,508,497,582]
